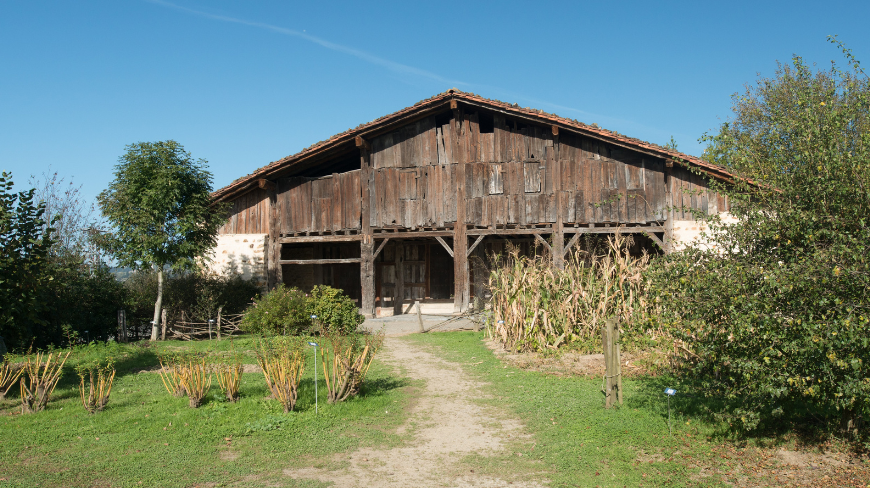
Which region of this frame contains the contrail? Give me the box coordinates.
[146,0,467,87]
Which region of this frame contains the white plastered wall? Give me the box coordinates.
[671,212,739,252]
[204,234,268,289]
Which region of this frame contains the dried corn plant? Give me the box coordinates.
[214,352,243,402]
[320,331,384,404]
[488,234,652,352]
[76,358,116,413]
[20,350,71,413]
[157,354,186,397]
[1,355,23,400]
[178,355,211,408]
[255,337,305,412]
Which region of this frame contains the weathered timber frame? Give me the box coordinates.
[214,90,734,316]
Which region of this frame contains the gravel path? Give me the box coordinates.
[282,335,545,487]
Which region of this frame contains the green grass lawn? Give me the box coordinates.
[404,331,870,488]
[0,337,412,488]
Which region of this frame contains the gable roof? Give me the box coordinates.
[212,89,732,202]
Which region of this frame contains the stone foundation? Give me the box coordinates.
[205,234,268,290]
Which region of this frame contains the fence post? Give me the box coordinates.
[615,323,623,405]
[217,306,223,341]
[160,309,167,341]
[602,317,623,409]
[117,309,127,343]
[415,301,425,333]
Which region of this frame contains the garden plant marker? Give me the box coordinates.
[665,388,676,435]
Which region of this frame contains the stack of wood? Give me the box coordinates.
[165,308,244,341]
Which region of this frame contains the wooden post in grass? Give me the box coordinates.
[216,306,222,341]
[416,300,425,333]
[602,317,622,408]
[160,309,167,341]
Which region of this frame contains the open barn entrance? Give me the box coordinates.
[280,242,361,303]
[374,238,454,317]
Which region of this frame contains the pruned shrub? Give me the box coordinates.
[255,336,305,412]
[320,330,384,403]
[157,353,186,397]
[178,355,211,408]
[20,350,70,413]
[1,355,23,400]
[241,285,310,336]
[215,352,243,402]
[76,358,116,413]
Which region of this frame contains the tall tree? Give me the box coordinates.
[0,172,55,350]
[97,141,226,341]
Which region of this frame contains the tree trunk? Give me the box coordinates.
[150,267,164,341]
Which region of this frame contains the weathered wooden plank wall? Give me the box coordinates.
[223,110,727,235]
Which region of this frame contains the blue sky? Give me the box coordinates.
[2,1,868,205]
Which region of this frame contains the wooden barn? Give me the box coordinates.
[209,89,733,317]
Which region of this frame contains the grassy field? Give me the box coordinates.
[406,331,870,488]
[0,338,413,487]
[2,333,868,487]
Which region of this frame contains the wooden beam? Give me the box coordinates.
[551,125,559,136]
[467,227,552,236]
[280,258,361,265]
[434,235,454,258]
[563,232,582,257]
[449,99,458,110]
[258,178,276,191]
[355,135,371,150]
[280,235,361,243]
[646,232,665,250]
[373,237,390,259]
[466,234,485,258]
[266,184,281,290]
[373,229,454,238]
[563,225,665,235]
[534,234,552,253]
[359,146,376,318]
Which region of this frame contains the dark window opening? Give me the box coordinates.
[478,111,495,134]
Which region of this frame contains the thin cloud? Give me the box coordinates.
[146,0,467,87]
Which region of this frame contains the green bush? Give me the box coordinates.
[240,285,364,336]
[308,285,365,335]
[240,285,310,336]
[652,44,870,437]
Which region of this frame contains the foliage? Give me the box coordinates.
[0,172,55,351]
[653,40,870,435]
[240,285,311,336]
[96,141,228,340]
[20,350,70,413]
[308,285,365,335]
[0,354,23,400]
[488,235,654,352]
[76,358,116,413]
[320,330,384,403]
[255,336,306,412]
[157,353,187,397]
[123,269,259,322]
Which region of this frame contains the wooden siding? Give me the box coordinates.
[222,111,727,235]
[218,187,270,234]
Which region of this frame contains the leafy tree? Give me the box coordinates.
[0,172,55,350]
[97,141,227,341]
[653,38,870,437]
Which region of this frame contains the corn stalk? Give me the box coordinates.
[488,234,652,352]
[20,350,71,413]
[1,356,23,400]
[320,331,384,404]
[255,337,305,412]
[77,359,116,413]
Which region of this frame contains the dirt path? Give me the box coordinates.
[283,336,546,487]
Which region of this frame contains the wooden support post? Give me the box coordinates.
[452,107,469,313]
[552,135,565,269]
[416,300,425,333]
[472,241,485,317]
[664,165,674,253]
[393,239,405,315]
[615,323,623,405]
[267,181,282,290]
[359,145,376,318]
